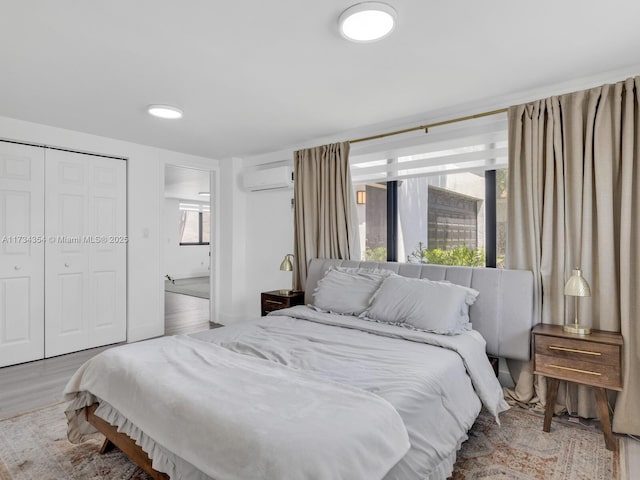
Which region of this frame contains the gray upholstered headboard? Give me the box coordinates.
[305,259,535,361]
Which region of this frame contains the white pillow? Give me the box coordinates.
[362,276,479,334]
[312,266,393,315]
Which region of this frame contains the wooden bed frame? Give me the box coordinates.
[86,403,169,480]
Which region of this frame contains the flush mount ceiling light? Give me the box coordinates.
[338,2,397,43]
[147,104,183,119]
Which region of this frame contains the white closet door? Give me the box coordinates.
[0,142,45,367]
[45,150,126,357]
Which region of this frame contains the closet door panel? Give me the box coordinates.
[87,156,126,348]
[45,150,126,357]
[57,273,85,342]
[45,154,89,355]
[3,278,31,339]
[0,142,45,367]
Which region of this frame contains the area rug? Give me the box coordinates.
[0,403,620,480]
[451,406,621,479]
[0,403,149,480]
[164,277,209,299]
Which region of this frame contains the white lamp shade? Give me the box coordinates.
[564,268,591,297]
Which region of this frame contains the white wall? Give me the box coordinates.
[162,198,210,279]
[244,188,295,317]
[0,115,218,342]
[213,158,295,322]
[216,159,248,324]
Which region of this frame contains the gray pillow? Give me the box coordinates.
[362,275,479,334]
[430,280,478,330]
[312,266,393,315]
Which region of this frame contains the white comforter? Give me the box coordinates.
[64,334,410,480]
[65,306,508,480]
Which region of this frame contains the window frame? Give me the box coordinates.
[179,211,210,246]
[484,169,497,268]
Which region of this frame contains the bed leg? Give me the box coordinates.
[99,438,115,454]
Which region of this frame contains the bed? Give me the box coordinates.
[64,258,535,480]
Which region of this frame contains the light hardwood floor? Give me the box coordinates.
[0,292,215,420]
[0,344,116,420]
[164,291,211,336]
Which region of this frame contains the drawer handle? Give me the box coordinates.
[546,364,601,376]
[265,300,284,305]
[548,345,601,356]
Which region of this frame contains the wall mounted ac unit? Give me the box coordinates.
[243,165,294,192]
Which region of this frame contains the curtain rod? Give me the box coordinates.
[349,107,509,144]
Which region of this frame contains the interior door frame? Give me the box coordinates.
[160,161,219,327]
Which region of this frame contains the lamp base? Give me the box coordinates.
[563,324,591,335]
[278,289,292,295]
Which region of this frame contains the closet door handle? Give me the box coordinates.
[14,265,21,270]
[64,263,70,268]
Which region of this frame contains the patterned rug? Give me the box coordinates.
[0,403,149,480]
[0,403,620,479]
[452,407,620,479]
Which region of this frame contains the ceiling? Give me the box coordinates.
[1,1,640,159]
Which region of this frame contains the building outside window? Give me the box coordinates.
[351,113,508,267]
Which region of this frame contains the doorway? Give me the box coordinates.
[163,165,213,335]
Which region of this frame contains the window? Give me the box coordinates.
[351,113,508,267]
[399,172,486,266]
[354,183,387,261]
[179,203,210,246]
[495,168,508,268]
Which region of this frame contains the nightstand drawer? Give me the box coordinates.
[534,334,619,365]
[534,352,622,390]
[262,299,286,314]
[261,290,305,316]
[533,327,623,391]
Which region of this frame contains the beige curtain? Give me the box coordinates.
[293,142,358,290]
[178,210,188,243]
[506,76,640,435]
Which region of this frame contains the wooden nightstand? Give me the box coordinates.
[532,324,623,451]
[261,290,305,316]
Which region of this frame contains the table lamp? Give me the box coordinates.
[279,254,294,294]
[563,268,591,335]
